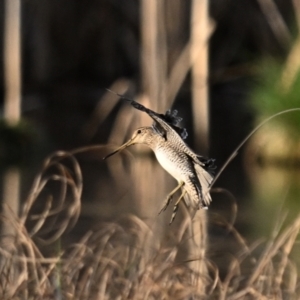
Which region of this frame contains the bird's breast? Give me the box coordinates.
[154,147,189,182]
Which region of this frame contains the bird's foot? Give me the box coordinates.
[158,182,184,215]
[169,203,179,225]
[158,195,173,215]
[169,190,187,225]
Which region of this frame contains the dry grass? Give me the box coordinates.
[0,151,299,299]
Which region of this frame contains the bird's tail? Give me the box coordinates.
[195,164,214,207]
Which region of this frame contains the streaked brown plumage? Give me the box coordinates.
[104,94,215,223]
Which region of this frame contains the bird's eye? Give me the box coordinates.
[137,129,142,134]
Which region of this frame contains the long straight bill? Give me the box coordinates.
[103,139,133,160]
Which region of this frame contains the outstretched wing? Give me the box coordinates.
[196,156,216,174]
[110,91,188,140]
[163,109,188,139]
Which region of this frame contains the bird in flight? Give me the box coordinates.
[104,92,215,224]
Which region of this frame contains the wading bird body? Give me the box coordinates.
[104,95,215,223]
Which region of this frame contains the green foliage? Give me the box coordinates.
[252,60,300,139]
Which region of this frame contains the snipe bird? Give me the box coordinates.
[104,94,215,224]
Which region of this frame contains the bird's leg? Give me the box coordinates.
[169,189,187,224]
[158,182,184,215]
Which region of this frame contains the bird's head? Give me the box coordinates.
[103,127,155,159]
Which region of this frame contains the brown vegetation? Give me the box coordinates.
[0,150,299,299]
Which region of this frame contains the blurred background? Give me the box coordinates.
[1,0,300,274]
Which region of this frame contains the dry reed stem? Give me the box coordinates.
[256,0,292,48]
[0,197,299,299]
[280,36,300,91]
[4,0,21,124]
[20,151,82,244]
[246,214,300,287]
[279,0,300,95]
[81,78,131,141]
[0,150,82,298]
[190,0,209,152]
[211,187,238,228]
